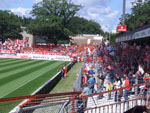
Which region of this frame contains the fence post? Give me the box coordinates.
[95,60,98,77]
[146,88,150,105]
[135,73,139,96]
[72,94,78,113]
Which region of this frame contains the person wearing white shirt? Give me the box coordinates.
[114,79,121,102]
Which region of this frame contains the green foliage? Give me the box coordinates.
[103,32,118,45]
[19,17,33,27]
[57,40,69,44]
[67,16,104,35]
[27,0,81,44]
[0,10,22,40]
[109,33,118,45]
[27,0,104,44]
[120,1,150,31]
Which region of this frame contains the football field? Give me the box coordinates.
[0,58,69,98]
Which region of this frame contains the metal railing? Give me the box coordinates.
[73,56,87,92]
[83,96,150,113]
[0,82,149,113]
[78,82,150,113]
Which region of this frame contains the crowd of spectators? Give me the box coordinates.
[0,39,91,58]
[81,42,150,104]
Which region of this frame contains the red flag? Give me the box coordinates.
[15,39,20,44]
[8,38,12,43]
[107,65,111,70]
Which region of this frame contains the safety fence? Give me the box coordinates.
[0,91,81,113]
[79,82,150,113]
[19,92,81,113]
[32,62,72,95]
[73,56,87,91]
[0,82,149,113]
[83,96,149,113]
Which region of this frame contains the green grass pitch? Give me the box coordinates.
[0,58,69,98]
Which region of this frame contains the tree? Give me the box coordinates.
[66,16,104,35]
[109,33,118,45]
[27,0,81,44]
[0,10,22,40]
[19,16,33,27]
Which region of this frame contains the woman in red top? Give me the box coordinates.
[124,76,130,101]
[64,65,67,77]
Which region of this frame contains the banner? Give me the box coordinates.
[0,55,21,59]
[0,53,72,61]
[134,28,150,39]
[22,51,64,56]
[0,49,16,54]
[117,25,127,32]
[17,53,72,61]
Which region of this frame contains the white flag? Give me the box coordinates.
[138,65,144,75]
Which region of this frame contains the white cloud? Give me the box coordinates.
[33,0,42,4]
[73,0,111,7]
[111,25,117,33]
[99,7,111,15]
[11,7,32,17]
[106,10,119,18]
[0,0,23,8]
[87,7,111,16]
[98,17,104,22]
[88,13,99,19]
[72,0,121,32]
[126,0,135,9]
[87,8,99,19]
[102,24,110,32]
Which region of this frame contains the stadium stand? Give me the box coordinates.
[0,41,149,113]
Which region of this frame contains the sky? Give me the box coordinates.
[0,0,136,33]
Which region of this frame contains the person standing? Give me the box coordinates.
[114,79,121,102]
[64,65,67,77]
[88,74,95,93]
[61,65,65,78]
[96,75,103,99]
[107,82,113,100]
[124,76,130,110]
[124,76,130,101]
[80,83,91,111]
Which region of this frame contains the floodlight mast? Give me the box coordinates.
[122,0,126,25]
